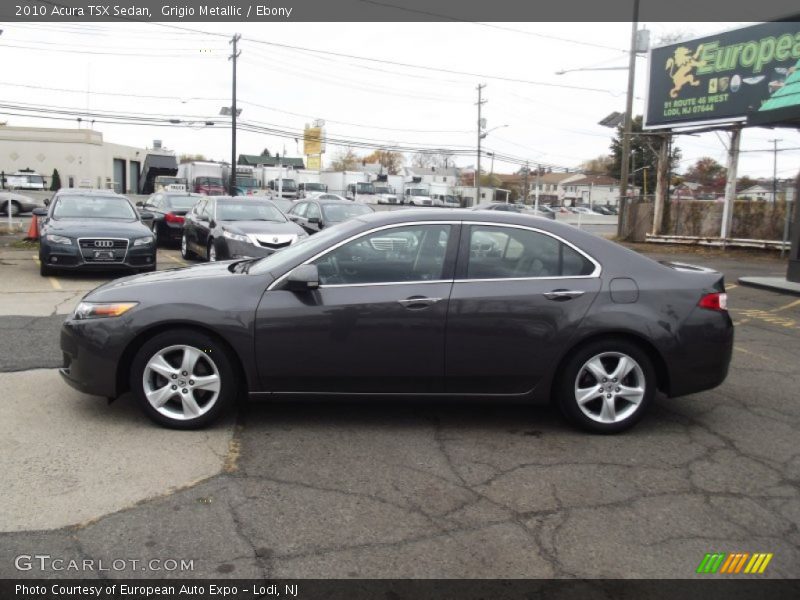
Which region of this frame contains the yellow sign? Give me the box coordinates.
[304,127,324,156]
[306,155,321,170]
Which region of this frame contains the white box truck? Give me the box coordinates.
[176,162,226,195]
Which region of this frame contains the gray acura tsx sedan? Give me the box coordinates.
[59,209,733,433]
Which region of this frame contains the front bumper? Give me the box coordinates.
[41,240,156,271]
[60,318,127,398]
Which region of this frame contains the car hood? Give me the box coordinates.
[221,220,304,236]
[45,218,151,237]
[87,259,270,297]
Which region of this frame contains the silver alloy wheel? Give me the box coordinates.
[181,235,188,257]
[142,344,221,421]
[574,352,645,424]
[4,201,19,216]
[208,243,217,262]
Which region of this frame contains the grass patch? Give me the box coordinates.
[9,239,39,249]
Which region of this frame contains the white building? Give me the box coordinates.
[738,184,774,201]
[561,174,623,207]
[0,126,156,194]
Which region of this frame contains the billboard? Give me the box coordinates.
[644,21,800,129]
[303,126,325,156]
[306,155,321,171]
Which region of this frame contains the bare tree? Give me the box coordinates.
[329,147,360,172]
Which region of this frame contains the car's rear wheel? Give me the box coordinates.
[180,234,195,260]
[130,329,238,429]
[3,201,20,216]
[556,338,655,433]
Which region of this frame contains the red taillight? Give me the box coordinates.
[165,212,185,224]
[698,292,727,311]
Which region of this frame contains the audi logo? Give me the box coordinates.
[93,240,114,248]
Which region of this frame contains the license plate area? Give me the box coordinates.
[93,250,115,260]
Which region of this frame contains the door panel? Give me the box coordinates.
[445,224,601,394]
[445,278,600,394]
[255,282,453,393]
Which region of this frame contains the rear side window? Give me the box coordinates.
[465,225,595,279]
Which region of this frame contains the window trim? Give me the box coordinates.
[454,222,601,282]
[268,220,461,290]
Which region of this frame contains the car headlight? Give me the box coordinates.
[133,236,154,246]
[222,230,250,243]
[72,301,138,320]
[46,234,72,245]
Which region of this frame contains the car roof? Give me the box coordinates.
[161,191,202,196]
[55,188,127,197]
[213,196,276,203]
[315,198,366,205]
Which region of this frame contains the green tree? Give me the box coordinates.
[179,153,207,164]
[49,168,61,191]
[608,115,682,192]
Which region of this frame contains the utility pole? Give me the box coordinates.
[523,162,529,205]
[720,126,742,241]
[617,0,640,238]
[769,138,782,204]
[228,33,241,196]
[476,84,486,206]
[535,165,541,212]
[652,134,669,235]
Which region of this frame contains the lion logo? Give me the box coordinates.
[665,45,705,98]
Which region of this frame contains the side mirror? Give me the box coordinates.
[32,207,48,216]
[139,211,154,220]
[283,264,319,292]
[135,201,144,208]
[308,216,320,225]
[43,198,51,206]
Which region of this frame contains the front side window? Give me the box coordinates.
[291,202,308,217]
[306,203,321,220]
[312,224,452,286]
[466,225,595,280]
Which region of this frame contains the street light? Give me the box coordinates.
[480,124,508,139]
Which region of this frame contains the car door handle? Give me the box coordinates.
[543,290,585,301]
[397,296,442,309]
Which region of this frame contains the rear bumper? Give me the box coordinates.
[668,310,734,397]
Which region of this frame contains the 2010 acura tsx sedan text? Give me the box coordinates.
[59,210,733,433]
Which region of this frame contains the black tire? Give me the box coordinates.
[556,338,656,434]
[151,221,161,246]
[130,329,238,429]
[180,233,195,260]
[3,201,20,217]
[39,259,54,277]
[207,238,217,262]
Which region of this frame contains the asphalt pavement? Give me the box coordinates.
[0,239,798,579]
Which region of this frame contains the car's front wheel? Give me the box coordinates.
[130,329,238,429]
[180,234,195,260]
[556,338,655,434]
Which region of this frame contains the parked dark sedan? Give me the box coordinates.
[287,198,373,234]
[140,191,204,246]
[59,209,732,432]
[34,189,156,277]
[181,196,307,262]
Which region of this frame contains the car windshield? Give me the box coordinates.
[165,195,199,210]
[374,186,393,194]
[322,203,373,223]
[197,177,223,186]
[277,179,297,191]
[53,195,136,220]
[356,183,375,193]
[269,198,294,213]
[409,189,428,196]
[217,201,286,222]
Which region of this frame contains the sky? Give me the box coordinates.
[0,20,798,179]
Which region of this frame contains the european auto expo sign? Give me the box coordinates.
[644,21,800,129]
